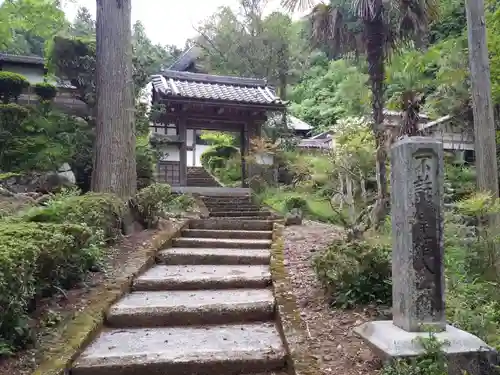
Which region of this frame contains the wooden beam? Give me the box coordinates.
[241,122,248,188]
[178,117,187,186]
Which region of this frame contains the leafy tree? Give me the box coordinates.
[70,6,96,37]
[282,0,438,226]
[0,0,68,56]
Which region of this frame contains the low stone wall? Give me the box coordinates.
[31,219,189,375]
[271,222,321,375]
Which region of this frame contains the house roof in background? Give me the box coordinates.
[288,115,312,131]
[0,53,45,66]
[168,46,202,71]
[298,137,332,149]
[151,70,285,106]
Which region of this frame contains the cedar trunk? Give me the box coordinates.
[92,0,137,198]
[365,16,389,227]
[465,0,499,197]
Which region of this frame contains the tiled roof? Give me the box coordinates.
[0,53,45,66]
[151,70,285,106]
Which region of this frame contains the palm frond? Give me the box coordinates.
[281,0,317,12]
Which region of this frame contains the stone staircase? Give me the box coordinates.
[187,166,221,187]
[70,194,286,375]
[202,194,275,220]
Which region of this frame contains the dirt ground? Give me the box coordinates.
[283,220,383,375]
[0,228,158,375]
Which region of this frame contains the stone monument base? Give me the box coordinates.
[354,320,496,375]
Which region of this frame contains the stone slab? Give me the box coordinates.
[354,320,491,358]
[107,289,275,327]
[210,211,270,218]
[390,137,445,332]
[133,264,271,291]
[173,237,272,249]
[171,186,251,196]
[182,229,273,240]
[157,248,271,265]
[72,323,286,375]
[189,219,274,231]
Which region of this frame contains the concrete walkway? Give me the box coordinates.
[71,195,286,375]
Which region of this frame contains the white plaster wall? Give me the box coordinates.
[194,144,213,167]
[255,153,274,165]
[187,129,194,146]
[3,64,45,84]
[159,145,180,161]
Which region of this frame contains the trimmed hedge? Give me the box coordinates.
[0,71,30,103]
[34,82,57,101]
[0,222,102,353]
[20,193,126,243]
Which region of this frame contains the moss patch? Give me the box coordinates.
[271,223,321,375]
[31,219,189,375]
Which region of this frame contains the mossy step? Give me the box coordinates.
[182,229,272,240]
[106,289,275,328]
[133,264,271,291]
[72,323,286,375]
[173,237,272,249]
[189,219,274,231]
[210,211,271,218]
[157,248,270,265]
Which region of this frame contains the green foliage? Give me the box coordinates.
[382,333,448,375]
[200,131,236,146]
[20,192,125,243]
[283,196,308,212]
[34,82,57,101]
[0,72,30,103]
[313,239,392,308]
[132,183,172,228]
[0,221,102,354]
[200,145,240,171]
[136,135,159,190]
[0,105,82,173]
[0,0,68,55]
[290,59,370,131]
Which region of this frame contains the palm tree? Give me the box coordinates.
[282,0,438,226]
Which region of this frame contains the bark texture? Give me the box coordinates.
[93,0,137,198]
[465,0,499,197]
[366,14,389,227]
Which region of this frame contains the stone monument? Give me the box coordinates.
[354,137,494,374]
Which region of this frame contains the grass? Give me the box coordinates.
[259,187,343,224]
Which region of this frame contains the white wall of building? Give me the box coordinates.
[3,63,45,84]
[159,145,180,162]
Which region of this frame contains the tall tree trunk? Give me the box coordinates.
[365,16,389,228]
[466,0,500,279]
[465,0,499,197]
[92,0,136,198]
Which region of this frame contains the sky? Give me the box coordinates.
[63,0,300,48]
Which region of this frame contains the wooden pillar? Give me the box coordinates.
[241,122,249,188]
[179,117,187,186]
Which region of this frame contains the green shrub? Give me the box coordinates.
[313,239,392,308]
[200,145,239,170]
[132,183,172,228]
[20,192,125,242]
[34,82,57,101]
[0,72,30,103]
[136,136,159,190]
[0,222,102,354]
[0,103,30,124]
[284,196,308,212]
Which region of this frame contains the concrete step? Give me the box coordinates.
[157,248,270,265]
[210,215,275,221]
[133,264,271,291]
[189,219,274,231]
[106,289,275,328]
[173,237,272,249]
[182,229,272,240]
[202,198,251,204]
[207,206,262,212]
[72,323,286,375]
[210,211,271,218]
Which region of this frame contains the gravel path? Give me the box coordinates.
[283,220,382,375]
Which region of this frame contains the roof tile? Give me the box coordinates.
[151,70,284,106]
